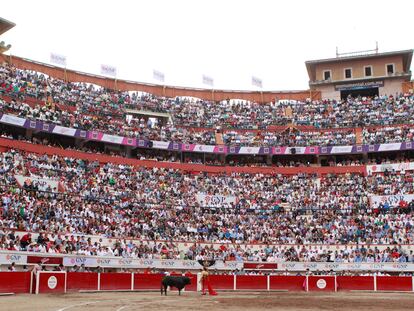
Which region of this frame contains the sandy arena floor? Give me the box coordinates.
[1,291,414,311]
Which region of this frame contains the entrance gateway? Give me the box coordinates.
[336,81,383,100]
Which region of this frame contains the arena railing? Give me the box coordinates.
[0,137,367,175]
[1,267,414,294]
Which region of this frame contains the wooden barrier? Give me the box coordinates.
[2,273,414,294]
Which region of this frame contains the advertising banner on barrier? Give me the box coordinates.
[196,193,237,208]
[62,257,243,270]
[244,262,278,270]
[15,175,64,192]
[277,262,414,272]
[0,253,27,265]
[370,194,414,207]
[367,162,414,175]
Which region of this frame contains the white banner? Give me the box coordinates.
[367,162,414,175]
[284,147,307,154]
[330,146,353,154]
[62,257,242,270]
[52,125,77,137]
[192,145,216,153]
[101,134,124,144]
[202,75,214,87]
[50,53,67,67]
[252,76,262,88]
[378,143,402,152]
[101,64,117,77]
[15,175,64,192]
[370,194,414,207]
[277,262,414,272]
[153,70,165,82]
[196,193,237,208]
[0,114,26,127]
[238,147,261,154]
[0,253,28,265]
[151,141,170,150]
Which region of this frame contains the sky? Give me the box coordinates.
[1,0,413,91]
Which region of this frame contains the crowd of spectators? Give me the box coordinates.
[0,149,413,263]
[2,61,414,267]
[1,63,414,148]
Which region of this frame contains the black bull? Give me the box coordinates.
[161,276,192,295]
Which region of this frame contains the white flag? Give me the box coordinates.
[252,76,262,88]
[50,53,67,67]
[202,75,214,87]
[101,64,117,77]
[153,70,165,82]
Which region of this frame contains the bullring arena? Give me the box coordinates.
[2,269,414,310]
[2,2,414,310]
[3,292,414,311]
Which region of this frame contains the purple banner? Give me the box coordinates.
[1,113,414,156]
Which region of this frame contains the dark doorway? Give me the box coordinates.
[340,87,379,99]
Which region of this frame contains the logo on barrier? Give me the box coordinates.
[369,263,385,270]
[316,279,327,289]
[118,259,133,265]
[138,259,154,266]
[224,262,239,269]
[97,258,111,265]
[48,276,58,289]
[5,254,22,262]
[392,263,408,270]
[70,257,87,265]
[183,261,198,268]
[281,263,298,269]
[304,263,317,270]
[323,263,339,270]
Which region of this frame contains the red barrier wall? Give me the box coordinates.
[0,272,31,293]
[66,272,98,291]
[307,276,336,292]
[36,272,66,294]
[4,273,414,294]
[209,275,234,290]
[336,276,374,291]
[100,273,131,291]
[269,276,306,291]
[134,273,164,290]
[184,273,197,292]
[377,276,413,292]
[236,275,267,290]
